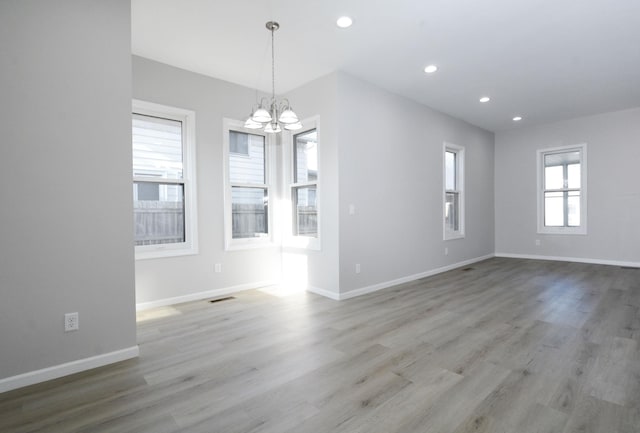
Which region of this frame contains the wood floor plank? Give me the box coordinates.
[1,258,639,433]
[562,395,640,433]
[584,336,640,407]
[393,360,512,433]
[350,367,464,433]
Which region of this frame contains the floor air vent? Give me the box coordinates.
[208,296,236,304]
[462,267,474,271]
[620,266,639,270]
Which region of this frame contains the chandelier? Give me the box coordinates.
[244,21,302,133]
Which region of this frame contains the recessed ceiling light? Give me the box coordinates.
[479,96,491,103]
[513,116,523,121]
[336,16,353,28]
[424,64,438,74]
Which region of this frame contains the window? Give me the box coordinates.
[132,100,197,259]
[293,128,318,234]
[284,118,320,249]
[444,142,464,240]
[223,119,272,249]
[537,144,587,234]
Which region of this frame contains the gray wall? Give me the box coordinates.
[495,108,640,263]
[336,74,496,294]
[0,0,137,379]
[131,63,496,301]
[132,56,282,304]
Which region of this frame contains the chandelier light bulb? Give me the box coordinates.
[264,122,282,133]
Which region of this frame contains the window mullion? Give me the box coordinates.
[544,188,580,193]
[291,181,317,188]
[133,176,184,184]
[563,163,568,227]
[230,183,268,189]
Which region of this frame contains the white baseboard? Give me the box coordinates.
[338,254,495,301]
[307,285,340,300]
[136,280,279,311]
[495,253,640,268]
[0,346,139,394]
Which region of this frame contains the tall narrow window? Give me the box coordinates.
[444,142,465,240]
[224,119,271,249]
[292,129,318,237]
[132,100,197,259]
[537,144,587,234]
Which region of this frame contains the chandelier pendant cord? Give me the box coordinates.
[271,24,276,103]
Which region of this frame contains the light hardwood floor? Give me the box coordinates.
[1,258,639,432]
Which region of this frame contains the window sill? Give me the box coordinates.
[225,239,278,251]
[537,227,587,235]
[135,245,198,260]
[444,232,465,241]
[284,236,321,251]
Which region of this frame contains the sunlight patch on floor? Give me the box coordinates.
[259,284,307,298]
[136,306,182,322]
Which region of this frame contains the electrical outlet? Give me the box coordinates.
[355,263,361,274]
[535,239,541,246]
[349,204,356,215]
[215,263,222,273]
[445,247,449,256]
[64,312,79,332]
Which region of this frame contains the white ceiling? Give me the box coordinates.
[131,0,640,132]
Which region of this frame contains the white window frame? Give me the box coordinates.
[223,118,275,250]
[443,142,465,240]
[537,143,587,235]
[132,99,198,260]
[283,117,321,250]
